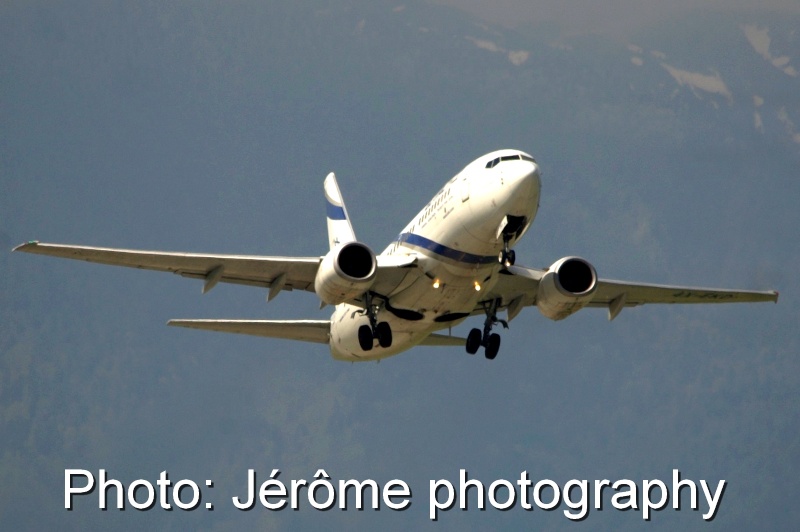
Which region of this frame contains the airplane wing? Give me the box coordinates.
[487,264,779,321]
[13,241,415,302]
[168,319,331,343]
[14,241,321,296]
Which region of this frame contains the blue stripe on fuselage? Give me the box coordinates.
[326,199,347,220]
[396,232,497,265]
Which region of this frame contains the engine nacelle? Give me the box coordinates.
[536,256,597,320]
[314,242,377,305]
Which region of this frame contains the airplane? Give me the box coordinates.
[14,149,778,361]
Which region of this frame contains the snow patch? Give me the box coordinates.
[772,56,790,68]
[508,50,530,66]
[777,107,800,145]
[661,63,733,103]
[743,24,771,59]
[754,97,764,133]
[742,24,797,78]
[465,36,529,66]
[754,111,764,133]
[468,37,502,53]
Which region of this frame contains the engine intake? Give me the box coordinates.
[314,242,377,305]
[536,256,597,320]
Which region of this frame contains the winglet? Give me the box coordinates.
[12,241,40,252]
[324,172,356,250]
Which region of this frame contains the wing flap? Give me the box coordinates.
[167,319,330,344]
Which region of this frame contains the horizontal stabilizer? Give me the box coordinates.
[168,319,330,344]
[419,333,466,347]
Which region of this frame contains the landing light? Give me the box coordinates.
[432,279,441,289]
[474,281,481,292]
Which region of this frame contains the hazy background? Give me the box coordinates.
[440,0,800,37]
[2,1,798,529]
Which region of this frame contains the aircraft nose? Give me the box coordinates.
[461,155,542,244]
[505,160,541,214]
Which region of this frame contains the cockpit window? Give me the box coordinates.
[485,153,536,169]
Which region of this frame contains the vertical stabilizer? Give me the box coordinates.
[324,172,356,250]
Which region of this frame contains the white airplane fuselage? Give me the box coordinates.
[329,150,541,361]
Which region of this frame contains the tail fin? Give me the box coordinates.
[324,172,356,250]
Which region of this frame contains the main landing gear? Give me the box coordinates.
[356,292,392,351]
[465,298,508,360]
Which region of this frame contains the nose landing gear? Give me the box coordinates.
[498,233,516,267]
[497,215,526,268]
[499,247,516,268]
[466,298,507,360]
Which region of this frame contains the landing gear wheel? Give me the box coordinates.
[472,298,508,360]
[376,321,392,348]
[485,333,501,360]
[358,325,374,351]
[466,328,482,355]
[499,248,516,267]
[357,291,391,351]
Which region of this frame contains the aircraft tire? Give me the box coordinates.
[466,328,482,355]
[358,325,374,351]
[377,321,392,348]
[499,249,516,267]
[485,333,501,360]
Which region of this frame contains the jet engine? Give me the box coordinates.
[314,242,377,305]
[536,256,597,320]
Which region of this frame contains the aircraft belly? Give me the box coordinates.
[389,267,487,311]
[329,305,435,361]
